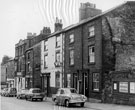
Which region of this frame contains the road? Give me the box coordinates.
[0,96,91,110]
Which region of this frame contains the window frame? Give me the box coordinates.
[69,34,74,43]
[92,73,99,92]
[55,72,60,88]
[88,46,95,63]
[44,54,48,68]
[88,26,95,38]
[44,40,48,51]
[56,36,60,48]
[55,51,60,62]
[69,49,74,66]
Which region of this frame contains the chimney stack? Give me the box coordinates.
[54,17,63,32]
[79,2,102,21]
[40,27,51,35]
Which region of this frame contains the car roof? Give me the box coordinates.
[59,88,76,91]
[29,88,41,90]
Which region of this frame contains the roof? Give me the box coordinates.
[47,1,130,38]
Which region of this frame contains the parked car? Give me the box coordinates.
[52,88,87,107]
[25,88,45,101]
[5,88,17,97]
[16,89,29,99]
[1,88,8,96]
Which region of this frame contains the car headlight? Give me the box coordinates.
[82,95,87,100]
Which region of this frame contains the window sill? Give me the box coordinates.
[88,62,95,65]
[56,46,60,48]
[88,35,95,39]
[69,64,74,67]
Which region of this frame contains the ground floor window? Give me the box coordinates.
[92,73,99,91]
[55,72,60,88]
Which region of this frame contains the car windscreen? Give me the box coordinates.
[70,89,77,93]
[32,90,41,93]
[66,89,77,94]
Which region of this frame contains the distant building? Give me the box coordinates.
[6,59,15,88]
[0,64,7,88]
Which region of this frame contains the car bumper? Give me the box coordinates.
[32,96,44,99]
[69,99,86,104]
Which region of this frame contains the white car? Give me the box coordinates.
[52,88,87,107]
[25,88,45,101]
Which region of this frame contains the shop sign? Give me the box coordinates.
[119,82,128,93]
[130,82,135,94]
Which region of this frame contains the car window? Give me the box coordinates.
[70,89,77,93]
[60,90,65,94]
[32,89,41,93]
[57,90,60,94]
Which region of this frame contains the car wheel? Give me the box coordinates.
[54,99,58,105]
[65,100,70,107]
[40,98,43,101]
[80,103,84,107]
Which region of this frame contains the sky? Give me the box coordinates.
[0,0,132,63]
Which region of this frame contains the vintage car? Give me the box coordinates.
[5,88,17,97]
[16,89,29,99]
[25,88,45,101]
[1,88,8,96]
[52,88,87,107]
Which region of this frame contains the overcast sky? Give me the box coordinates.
[0,0,132,62]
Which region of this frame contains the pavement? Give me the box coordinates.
[46,97,135,110]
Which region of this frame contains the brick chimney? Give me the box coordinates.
[54,17,63,32]
[79,2,102,21]
[40,27,51,35]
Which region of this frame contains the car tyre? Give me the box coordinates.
[40,98,43,101]
[80,103,84,107]
[54,99,58,105]
[65,100,70,107]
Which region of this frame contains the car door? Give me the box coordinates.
[56,90,61,103]
[59,89,65,105]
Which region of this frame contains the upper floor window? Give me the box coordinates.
[93,73,99,91]
[88,26,95,37]
[69,34,74,43]
[69,49,74,65]
[56,51,60,62]
[27,52,30,60]
[56,36,60,47]
[88,46,95,63]
[44,54,48,68]
[44,40,48,51]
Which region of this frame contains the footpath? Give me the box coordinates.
[46,97,135,110]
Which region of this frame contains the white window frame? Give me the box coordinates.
[56,36,60,47]
[69,34,74,43]
[93,73,99,91]
[69,49,74,65]
[88,26,95,37]
[56,51,60,62]
[88,46,95,63]
[44,40,48,51]
[44,54,48,68]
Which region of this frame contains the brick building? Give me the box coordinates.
[15,38,30,92]
[25,27,51,89]
[64,1,135,102]
[6,59,15,88]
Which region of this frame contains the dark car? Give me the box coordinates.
[25,88,45,101]
[17,89,29,99]
[52,88,87,107]
[5,88,17,97]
